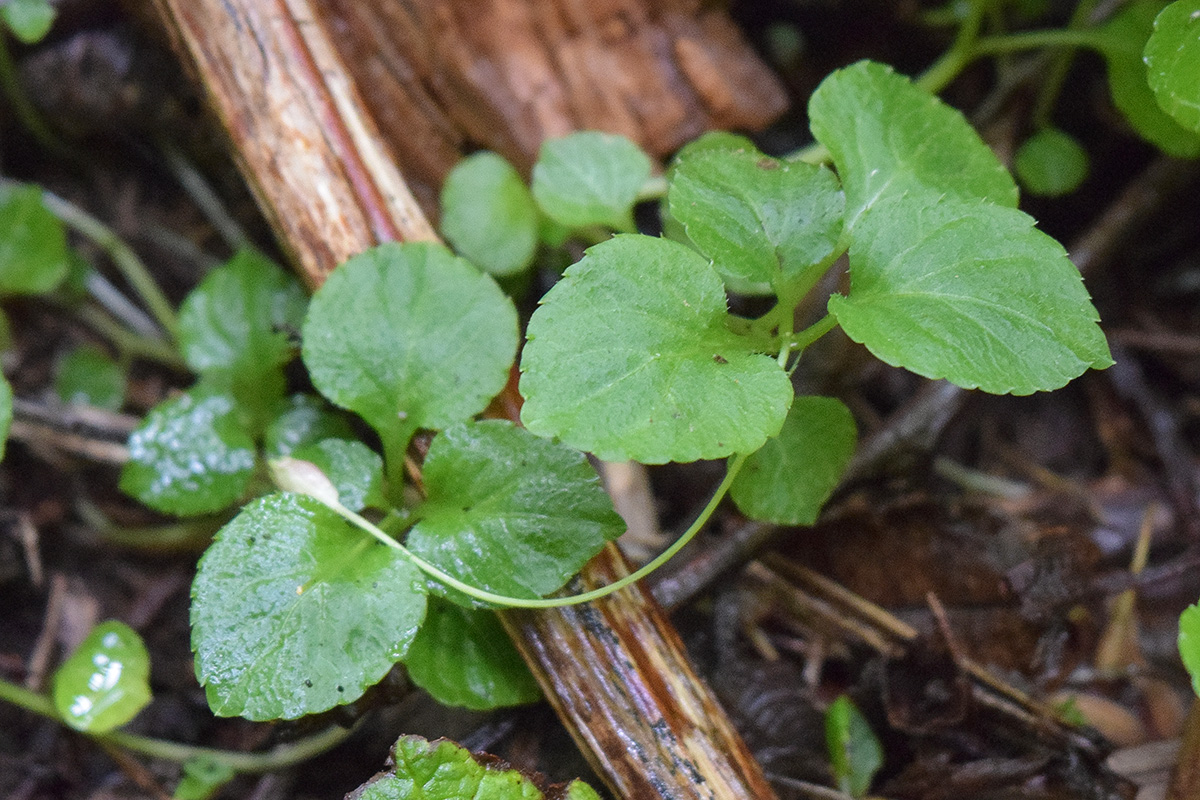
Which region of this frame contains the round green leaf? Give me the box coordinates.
[1014,129,1090,197]
[191,493,427,720]
[406,420,624,600]
[531,132,652,232]
[404,598,541,710]
[441,152,539,276]
[264,393,356,458]
[302,243,518,464]
[730,396,856,526]
[0,185,70,296]
[55,345,126,410]
[350,736,603,800]
[669,146,844,290]
[1145,0,1200,132]
[1181,604,1200,696]
[120,388,256,515]
[808,60,1018,225]
[52,621,151,733]
[520,235,794,463]
[1,0,55,43]
[1102,1,1200,157]
[292,438,387,513]
[828,186,1113,395]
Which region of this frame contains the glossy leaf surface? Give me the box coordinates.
[52,621,151,733]
[291,438,387,513]
[191,493,426,720]
[406,420,624,600]
[1144,0,1200,132]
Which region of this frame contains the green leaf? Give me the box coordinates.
[1102,0,1200,157]
[1,0,55,43]
[531,132,652,232]
[263,393,355,458]
[302,243,518,467]
[730,396,856,525]
[441,152,539,276]
[669,145,844,290]
[120,387,257,516]
[1014,128,1090,197]
[291,438,387,513]
[51,621,151,733]
[825,695,884,798]
[520,235,794,463]
[173,757,235,800]
[0,370,13,462]
[191,493,427,720]
[828,186,1113,395]
[1145,0,1200,132]
[349,736,602,800]
[55,345,126,410]
[0,185,70,296]
[808,60,1018,226]
[1180,603,1200,696]
[404,598,541,710]
[406,420,624,600]
[178,250,306,432]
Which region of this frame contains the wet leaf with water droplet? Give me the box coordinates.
[52,621,151,733]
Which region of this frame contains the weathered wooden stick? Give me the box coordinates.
[146,1,779,796]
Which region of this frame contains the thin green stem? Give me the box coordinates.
[790,313,838,357]
[0,33,72,157]
[71,303,187,370]
[971,28,1114,59]
[1032,0,1100,127]
[17,182,180,340]
[916,0,989,94]
[0,676,351,773]
[331,453,750,609]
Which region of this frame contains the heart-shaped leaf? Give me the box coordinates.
[520,235,793,463]
[730,396,856,526]
[302,243,518,467]
[52,621,151,733]
[406,420,624,600]
[291,438,387,513]
[441,152,540,276]
[191,493,427,720]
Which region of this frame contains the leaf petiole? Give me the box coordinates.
[325,453,750,609]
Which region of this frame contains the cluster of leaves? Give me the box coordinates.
[108,59,1107,726]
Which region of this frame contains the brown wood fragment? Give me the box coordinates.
[146,2,781,797]
[317,0,789,215]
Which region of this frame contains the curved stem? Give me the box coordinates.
[0,676,351,773]
[790,313,838,358]
[971,28,1114,60]
[331,453,751,609]
[916,0,989,94]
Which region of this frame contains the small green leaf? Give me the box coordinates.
[55,345,126,410]
[51,621,151,733]
[350,736,601,800]
[669,145,844,290]
[0,185,70,296]
[292,438,387,513]
[531,132,652,232]
[441,152,539,276]
[191,493,427,720]
[1014,129,1090,197]
[302,243,518,466]
[828,186,1113,395]
[406,420,624,600]
[808,60,1018,225]
[1,0,56,43]
[0,370,13,462]
[405,598,541,710]
[1145,0,1200,132]
[263,393,355,458]
[730,396,856,525]
[120,387,257,516]
[1180,603,1200,696]
[1102,0,1200,156]
[520,235,793,463]
[825,695,883,798]
[173,757,236,800]
[178,249,306,432]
